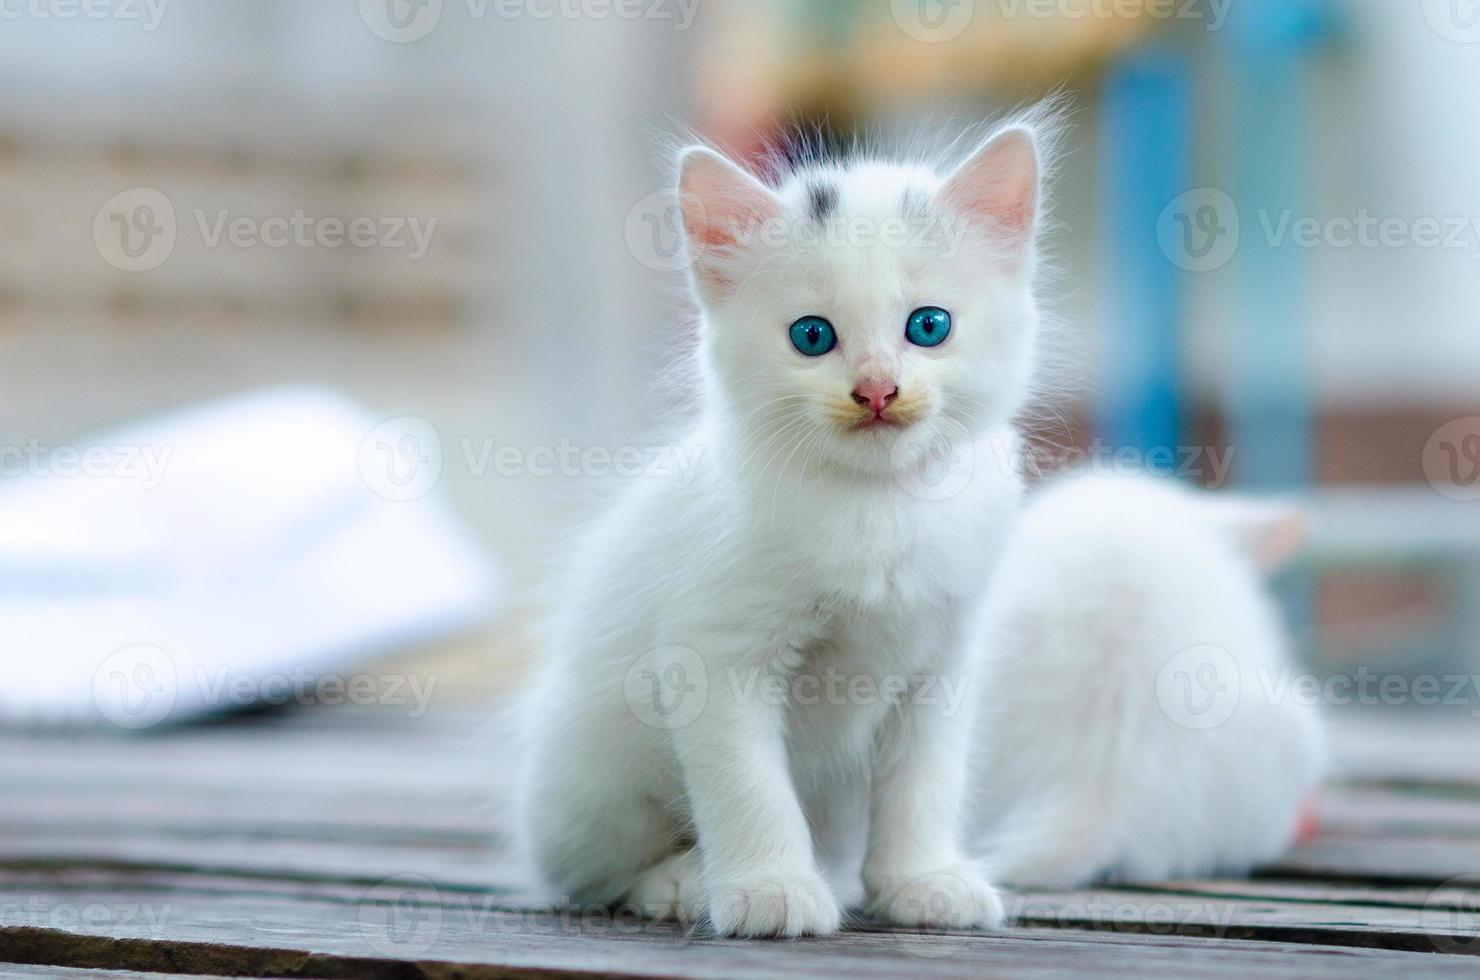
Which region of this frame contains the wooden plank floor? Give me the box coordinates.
[4,706,1480,978]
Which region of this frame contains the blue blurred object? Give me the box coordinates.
[1097,0,1336,493]
[1095,48,1190,459]
[1223,0,1334,490]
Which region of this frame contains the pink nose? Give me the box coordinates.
[851,379,899,416]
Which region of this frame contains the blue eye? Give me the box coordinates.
[789,316,837,357]
[906,307,951,348]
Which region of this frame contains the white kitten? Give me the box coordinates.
[514,112,1058,938]
[968,472,1324,889]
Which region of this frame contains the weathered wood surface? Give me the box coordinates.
[4,706,1480,977]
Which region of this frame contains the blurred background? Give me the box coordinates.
[3,0,1479,725]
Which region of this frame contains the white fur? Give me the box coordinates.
[967,473,1325,889]
[514,114,1057,937]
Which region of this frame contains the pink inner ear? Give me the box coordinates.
[942,129,1039,242]
[684,197,764,251]
[679,151,778,253]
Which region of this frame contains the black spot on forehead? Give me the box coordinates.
[808,182,839,223]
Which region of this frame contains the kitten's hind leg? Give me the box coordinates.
[626,847,705,925]
[519,729,682,907]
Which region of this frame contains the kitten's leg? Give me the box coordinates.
[863,646,1004,930]
[519,700,680,906]
[670,636,842,938]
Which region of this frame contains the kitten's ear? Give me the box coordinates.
[1203,497,1309,573]
[677,147,780,298]
[940,126,1041,258]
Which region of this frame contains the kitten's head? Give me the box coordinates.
[677,117,1051,480]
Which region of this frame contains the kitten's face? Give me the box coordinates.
[679,129,1042,479]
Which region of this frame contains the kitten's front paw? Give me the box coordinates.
[707,870,842,938]
[867,862,1004,930]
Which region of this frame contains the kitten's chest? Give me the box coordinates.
[769,488,1004,609]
